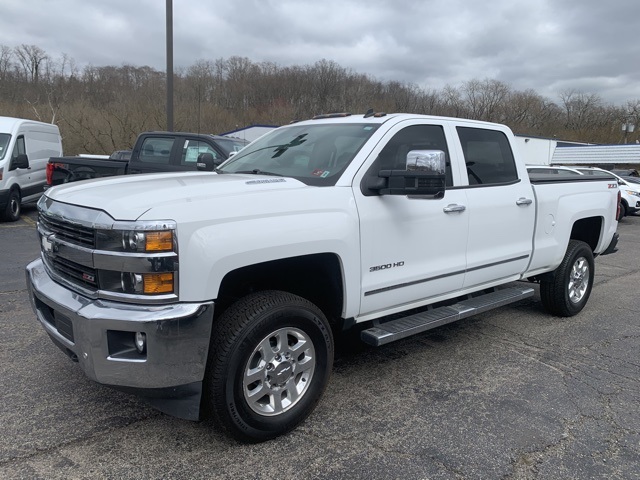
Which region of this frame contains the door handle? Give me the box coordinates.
[443,204,466,213]
[516,197,533,206]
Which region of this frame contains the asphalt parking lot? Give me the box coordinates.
[1,205,639,479]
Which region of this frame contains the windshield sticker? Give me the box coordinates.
[312,169,331,177]
[245,178,287,185]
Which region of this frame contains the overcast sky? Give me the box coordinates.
[2,0,639,106]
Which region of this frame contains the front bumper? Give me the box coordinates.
[26,258,214,420]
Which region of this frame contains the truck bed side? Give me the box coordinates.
[526,174,618,277]
[47,156,128,186]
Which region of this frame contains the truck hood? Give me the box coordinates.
[45,172,308,220]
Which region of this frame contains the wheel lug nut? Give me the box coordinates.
[275,354,281,361]
[266,363,273,371]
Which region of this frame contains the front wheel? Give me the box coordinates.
[205,291,334,442]
[540,240,594,317]
[1,189,21,222]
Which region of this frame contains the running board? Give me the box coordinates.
[360,286,535,347]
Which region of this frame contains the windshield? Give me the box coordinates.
[0,134,10,161]
[218,123,380,186]
[215,137,249,156]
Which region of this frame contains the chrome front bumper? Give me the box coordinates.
[26,258,215,419]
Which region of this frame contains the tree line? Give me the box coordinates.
[1,44,639,155]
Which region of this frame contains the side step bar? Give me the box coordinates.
[360,286,534,347]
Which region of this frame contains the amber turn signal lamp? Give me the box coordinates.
[145,231,173,251]
[143,273,174,294]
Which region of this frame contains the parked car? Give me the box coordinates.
[611,168,639,177]
[575,167,640,218]
[0,116,63,221]
[46,132,249,188]
[526,165,583,176]
[622,175,640,185]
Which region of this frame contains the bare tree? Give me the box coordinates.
[14,44,49,83]
[0,45,13,80]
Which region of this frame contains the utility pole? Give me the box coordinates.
[166,0,174,132]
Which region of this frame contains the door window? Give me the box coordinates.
[370,124,452,186]
[181,140,220,166]
[11,136,26,159]
[457,127,518,185]
[9,136,26,170]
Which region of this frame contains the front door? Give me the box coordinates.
[355,121,469,318]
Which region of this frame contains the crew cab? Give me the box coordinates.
[46,131,249,187]
[26,112,619,442]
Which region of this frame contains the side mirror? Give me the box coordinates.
[370,150,446,197]
[406,150,446,174]
[228,151,237,158]
[196,153,216,171]
[10,153,30,171]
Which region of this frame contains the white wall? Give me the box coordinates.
[513,136,557,165]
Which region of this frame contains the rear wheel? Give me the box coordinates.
[1,188,21,222]
[618,202,627,220]
[205,290,333,442]
[540,240,594,317]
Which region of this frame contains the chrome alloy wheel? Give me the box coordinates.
[243,327,316,416]
[568,256,590,303]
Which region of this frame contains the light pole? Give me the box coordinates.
[622,120,635,144]
[166,0,174,132]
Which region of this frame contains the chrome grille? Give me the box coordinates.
[39,213,95,248]
[49,256,98,289]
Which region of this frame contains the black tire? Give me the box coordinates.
[1,188,21,222]
[205,290,334,442]
[540,240,594,317]
[618,202,627,221]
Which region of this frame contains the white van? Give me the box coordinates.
[0,117,63,221]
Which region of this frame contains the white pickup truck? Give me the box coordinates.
[26,113,619,442]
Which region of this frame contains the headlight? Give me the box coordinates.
[97,229,175,252]
[93,224,178,298]
[624,190,640,197]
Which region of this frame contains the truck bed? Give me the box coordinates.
[47,156,128,186]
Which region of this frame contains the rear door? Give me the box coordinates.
[455,126,535,289]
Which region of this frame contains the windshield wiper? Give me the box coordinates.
[235,169,283,176]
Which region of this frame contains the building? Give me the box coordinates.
[514,134,640,168]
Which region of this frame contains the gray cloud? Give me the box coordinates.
[1,0,639,105]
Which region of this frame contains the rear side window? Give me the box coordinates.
[457,127,518,185]
[138,137,175,164]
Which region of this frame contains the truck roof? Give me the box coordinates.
[142,131,236,141]
[290,112,514,130]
